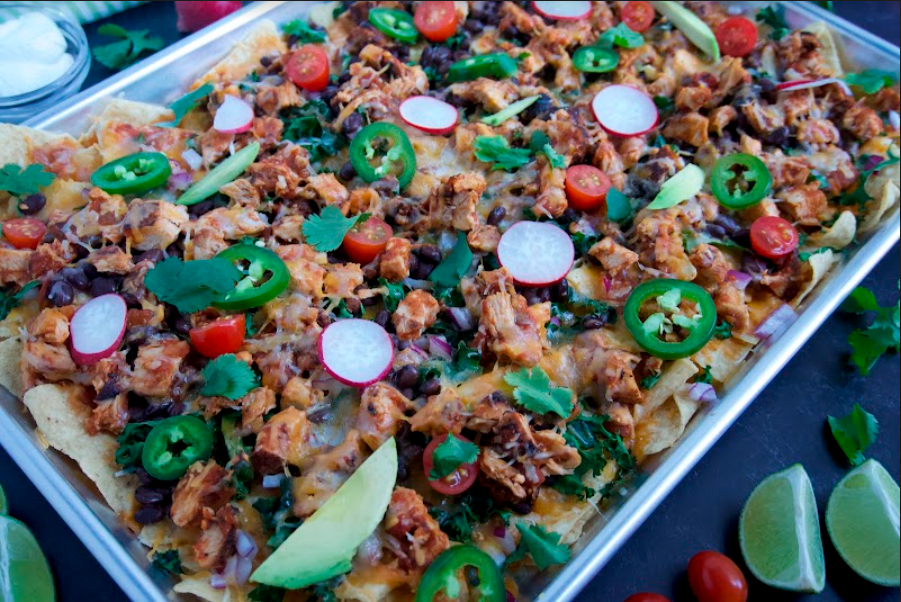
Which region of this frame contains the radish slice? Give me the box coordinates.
[497,222,574,286]
[213,95,254,134]
[318,319,394,387]
[532,1,592,20]
[776,78,852,96]
[69,294,127,365]
[591,85,659,137]
[399,96,459,135]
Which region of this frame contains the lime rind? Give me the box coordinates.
[826,459,900,587]
[0,483,7,516]
[739,464,826,593]
[0,515,56,602]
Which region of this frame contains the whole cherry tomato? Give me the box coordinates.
[687,551,749,602]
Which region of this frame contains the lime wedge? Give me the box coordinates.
[739,464,826,593]
[0,515,56,601]
[826,459,900,586]
[0,483,7,515]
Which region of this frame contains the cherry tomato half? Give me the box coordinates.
[621,1,656,33]
[285,44,330,92]
[189,314,246,359]
[414,1,458,42]
[715,16,758,58]
[624,595,671,602]
[2,218,46,250]
[423,433,479,496]
[343,216,392,265]
[565,164,611,212]
[687,551,748,602]
[750,216,799,260]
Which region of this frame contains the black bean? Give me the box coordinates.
[704,224,728,239]
[759,78,779,104]
[42,233,55,244]
[421,45,452,74]
[407,253,420,277]
[396,338,410,351]
[135,249,165,265]
[81,262,98,281]
[374,310,390,328]
[558,208,579,226]
[372,177,400,198]
[134,467,152,485]
[411,261,434,280]
[421,378,441,397]
[134,505,166,525]
[581,316,606,330]
[338,70,353,85]
[47,280,74,307]
[417,245,442,264]
[90,277,117,297]
[171,314,192,335]
[712,214,742,236]
[394,365,419,390]
[490,390,507,404]
[121,292,141,308]
[401,387,415,399]
[361,295,377,307]
[341,111,364,137]
[510,500,534,515]
[135,486,165,504]
[523,287,550,305]
[60,267,89,290]
[344,298,362,315]
[763,126,790,147]
[338,161,356,181]
[188,198,218,219]
[260,55,273,67]
[520,93,555,124]
[96,378,120,401]
[17,193,46,215]
[487,206,506,226]
[320,84,339,105]
[550,280,569,302]
[125,325,156,346]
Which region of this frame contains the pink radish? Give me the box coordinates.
[497,221,574,286]
[69,294,127,366]
[399,96,459,135]
[532,1,592,20]
[591,85,659,137]
[213,95,254,134]
[175,1,243,33]
[776,78,852,95]
[318,319,394,387]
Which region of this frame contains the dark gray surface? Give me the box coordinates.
[0,2,898,601]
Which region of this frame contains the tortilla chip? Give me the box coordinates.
[633,392,702,463]
[803,22,844,77]
[193,20,286,88]
[0,123,76,168]
[0,337,23,398]
[793,248,836,306]
[805,210,856,250]
[335,571,396,602]
[861,180,900,233]
[691,337,754,384]
[635,358,698,420]
[566,263,607,303]
[21,384,138,517]
[83,99,176,161]
[173,575,227,602]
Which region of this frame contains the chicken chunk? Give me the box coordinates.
[123,199,189,251]
[0,248,32,286]
[478,291,549,366]
[409,388,466,436]
[662,112,709,147]
[424,173,486,232]
[777,183,828,226]
[193,504,237,571]
[358,383,414,451]
[292,430,368,517]
[379,237,411,282]
[127,339,190,399]
[241,386,276,434]
[392,290,440,341]
[384,487,450,573]
[170,461,234,528]
[251,407,312,475]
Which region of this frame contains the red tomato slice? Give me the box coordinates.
[423,433,479,496]
[750,216,799,260]
[624,595,671,602]
[285,44,330,92]
[687,551,748,602]
[189,314,246,358]
[3,218,46,250]
[621,1,655,33]
[414,1,458,42]
[565,164,611,212]
[343,216,392,265]
[715,16,758,58]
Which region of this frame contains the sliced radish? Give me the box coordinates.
[532,1,592,21]
[69,294,127,366]
[318,319,394,387]
[399,96,459,135]
[591,85,659,137]
[497,221,574,286]
[776,78,852,96]
[213,95,254,134]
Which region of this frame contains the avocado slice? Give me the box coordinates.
[646,164,706,210]
[651,1,721,62]
[250,437,398,589]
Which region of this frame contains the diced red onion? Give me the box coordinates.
[776,77,852,96]
[169,169,193,190]
[182,148,203,171]
[234,556,253,585]
[428,335,453,360]
[235,530,257,559]
[603,277,612,292]
[401,278,433,290]
[210,572,227,589]
[493,526,507,538]
[890,110,900,131]
[862,154,886,172]
[726,270,752,291]
[407,344,431,363]
[688,382,718,403]
[549,316,561,327]
[80,187,91,199]
[447,307,474,331]
[507,592,517,602]
[754,303,798,341]
[261,474,283,489]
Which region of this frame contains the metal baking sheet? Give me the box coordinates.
[0,2,898,601]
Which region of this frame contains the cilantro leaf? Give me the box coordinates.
[843,286,880,314]
[452,341,481,378]
[200,354,260,399]
[552,413,635,500]
[606,188,632,223]
[429,232,473,287]
[248,584,287,602]
[799,247,833,262]
[151,550,182,576]
[504,366,574,418]
[528,131,565,168]
[512,524,570,570]
[429,492,508,542]
[756,6,790,40]
[378,278,406,312]
[429,435,479,480]
[115,419,164,469]
[841,284,900,375]
[0,164,55,196]
[827,403,879,466]
[157,83,213,128]
[281,100,346,163]
[695,365,713,384]
[302,205,363,253]
[571,232,601,256]
[0,281,38,321]
[145,256,241,314]
[282,19,327,43]
[839,150,899,207]
[92,23,164,71]
[473,136,532,171]
[845,70,895,95]
[598,22,644,49]
[640,373,661,390]
[713,320,733,340]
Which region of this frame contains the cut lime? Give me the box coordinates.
[0,515,56,601]
[0,483,7,515]
[826,459,900,587]
[739,464,826,593]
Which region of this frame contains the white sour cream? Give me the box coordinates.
[0,12,74,98]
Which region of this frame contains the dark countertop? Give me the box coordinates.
[0,2,898,601]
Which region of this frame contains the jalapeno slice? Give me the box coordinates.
[90,152,172,195]
[624,279,717,360]
[212,243,290,310]
[573,46,620,73]
[415,545,505,602]
[369,8,419,43]
[711,153,773,210]
[349,122,417,189]
[447,53,518,82]
[141,415,213,481]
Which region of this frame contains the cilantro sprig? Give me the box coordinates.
[151,550,182,576]
[282,19,327,43]
[301,206,370,253]
[839,150,899,207]
[0,164,55,196]
[473,136,532,171]
[844,70,895,95]
[0,281,38,321]
[145,256,242,314]
[504,366,574,418]
[92,24,164,71]
[378,278,406,312]
[429,232,473,287]
[827,403,879,467]
[756,6,790,40]
[598,22,644,49]
[507,524,570,570]
[200,354,260,399]
[429,435,480,480]
[841,283,900,375]
[158,83,214,128]
[529,131,565,169]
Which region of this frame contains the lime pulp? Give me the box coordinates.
[0,515,56,601]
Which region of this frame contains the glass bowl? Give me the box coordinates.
[0,3,91,124]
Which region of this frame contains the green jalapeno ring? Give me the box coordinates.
[349,122,417,189]
[573,46,620,73]
[415,545,506,602]
[90,151,172,195]
[624,279,717,360]
[447,53,518,82]
[711,153,773,210]
[212,243,290,310]
[141,415,214,481]
[368,8,419,43]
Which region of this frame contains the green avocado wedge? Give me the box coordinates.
[651,1,721,62]
[250,437,398,589]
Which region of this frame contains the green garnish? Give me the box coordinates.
[429,232,473,287]
[158,83,214,128]
[827,403,879,467]
[301,206,369,253]
[841,284,900,375]
[473,136,532,171]
[507,524,570,570]
[429,436,480,480]
[0,164,55,196]
[504,366,574,418]
[144,256,242,314]
[92,24,164,71]
[200,354,260,400]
